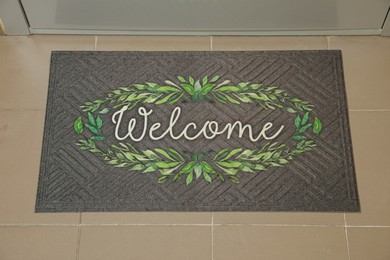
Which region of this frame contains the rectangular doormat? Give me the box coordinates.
[36,51,360,212]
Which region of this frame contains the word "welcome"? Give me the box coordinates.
[112,106,284,142]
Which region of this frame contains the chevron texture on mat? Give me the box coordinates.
[35,51,359,212]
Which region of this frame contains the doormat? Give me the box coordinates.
[36,51,360,212]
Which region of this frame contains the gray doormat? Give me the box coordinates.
[36,51,360,212]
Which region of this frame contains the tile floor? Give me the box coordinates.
[0,35,389,260]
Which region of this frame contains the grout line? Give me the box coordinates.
[210,36,213,51]
[326,36,331,49]
[76,225,82,260]
[214,223,345,227]
[350,108,390,111]
[211,213,214,260]
[94,36,97,51]
[344,213,351,260]
[346,225,390,228]
[80,223,212,227]
[0,223,389,228]
[0,224,80,227]
[75,213,82,260]
[0,109,45,112]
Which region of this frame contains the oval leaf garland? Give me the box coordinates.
[74,76,323,185]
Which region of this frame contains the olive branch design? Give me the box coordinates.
[74,76,323,185]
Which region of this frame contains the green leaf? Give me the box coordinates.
[249,92,269,101]
[222,94,240,104]
[298,124,312,133]
[155,93,176,104]
[194,164,202,179]
[194,80,202,92]
[292,135,306,140]
[189,76,195,86]
[96,116,103,129]
[168,148,184,161]
[88,112,96,126]
[202,76,208,85]
[159,165,181,175]
[158,176,169,184]
[200,84,216,95]
[99,108,110,114]
[279,159,289,164]
[186,172,193,185]
[146,82,159,89]
[241,166,254,173]
[234,94,252,103]
[301,112,309,125]
[155,149,175,161]
[116,153,125,160]
[108,160,119,165]
[73,116,83,135]
[286,108,297,113]
[213,148,228,161]
[313,117,323,135]
[215,86,240,92]
[123,152,134,161]
[228,176,240,184]
[294,115,301,129]
[156,86,180,93]
[221,148,243,161]
[212,92,227,104]
[236,82,248,89]
[90,135,105,141]
[201,162,216,174]
[181,84,195,95]
[169,92,184,104]
[250,83,262,90]
[262,151,274,161]
[85,124,99,134]
[217,161,242,168]
[131,153,148,161]
[155,162,181,169]
[203,172,212,183]
[236,149,254,159]
[177,76,186,83]
[179,161,196,174]
[144,94,162,103]
[210,75,220,83]
[269,162,281,167]
[173,174,181,182]
[114,163,129,168]
[254,164,266,170]
[133,84,146,90]
[130,164,145,171]
[142,149,159,159]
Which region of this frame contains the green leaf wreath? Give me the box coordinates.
[74,76,323,185]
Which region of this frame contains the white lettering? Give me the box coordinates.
[112,106,284,143]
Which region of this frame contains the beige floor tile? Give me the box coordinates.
[214,226,348,260]
[213,212,344,225]
[346,112,390,226]
[0,226,79,260]
[0,111,80,224]
[328,36,390,110]
[212,36,328,50]
[0,35,95,110]
[96,36,211,51]
[82,212,211,224]
[79,226,211,260]
[348,227,390,260]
